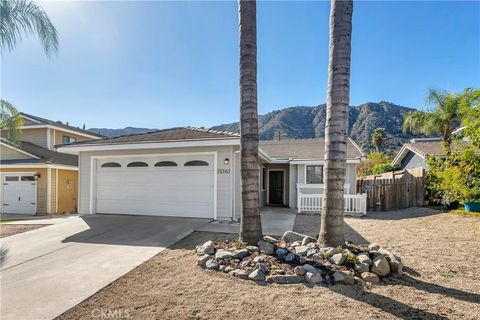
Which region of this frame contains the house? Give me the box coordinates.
[57,127,366,220]
[0,113,103,215]
[392,137,470,170]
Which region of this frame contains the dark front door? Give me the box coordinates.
[268,171,284,205]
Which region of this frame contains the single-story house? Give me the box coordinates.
[57,127,366,220]
[0,112,103,215]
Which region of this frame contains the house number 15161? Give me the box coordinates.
[218,169,230,174]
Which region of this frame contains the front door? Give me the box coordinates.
[268,171,284,205]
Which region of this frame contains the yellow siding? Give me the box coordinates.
[0,145,33,160]
[51,169,57,213]
[18,128,49,148]
[51,129,94,149]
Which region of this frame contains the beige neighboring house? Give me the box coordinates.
[0,113,103,215]
[57,127,367,220]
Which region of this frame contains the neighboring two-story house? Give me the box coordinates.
[0,113,103,215]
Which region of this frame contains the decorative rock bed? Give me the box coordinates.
[196,231,403,286]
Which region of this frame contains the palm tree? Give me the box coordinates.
[318,0,353,248]
[238,0,263,245]
[0,0,58,144]
[371,128,386,152]
[403,89,463,149]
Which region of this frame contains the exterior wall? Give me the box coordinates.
[259,166,267,207]
[234,152,241,220]
[400,151,427,170]
[50,129,94,150]
[78,145,238,220]
[289,164,297,208]
[0,145,33,160]
[15,128,49,148]
[0,168,48,214]
[51,169,57,212]
[57,169,78,213]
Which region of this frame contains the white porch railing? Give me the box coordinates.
[297,193,367,215]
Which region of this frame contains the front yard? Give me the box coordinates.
[57,209,480,320]
[0,224,49,238]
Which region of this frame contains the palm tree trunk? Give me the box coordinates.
[238,0,263,245]
[319,0,353,247]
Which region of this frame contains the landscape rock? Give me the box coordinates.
[389,255,403,275]
[333,271,355,285]
[305,271,323,284]
[205,259,219,270]
[239,260,251,268]
[253,256,265,263]
[311,254,324,263]
[358,253,372,265]
[302,236,316,246]
[246,246,259,252]
[224,266,234,273]
[215,250,233,260]
[295,246,310,256]
[248,269,266,282]
[230,269,249,279]
[263,236,279,244]
[275,247,289,257]
[294,265,307,276]
[302,264,318,274]
[257,240,275,255]
[196,241,215,255]
[281,231,309,244]
[361,272,380,283]
[368,243,381,251]
[256,263,267,274]
[354,261,370,272]
[218,265,225,272]
[319,247,341,256]
[269,275,304,284]
[285,252,296,262]
[232,249,250,259]
[371,255,391,277]
[306,249,317,258]
[291,241,302,247]
[329,253,346,265]
[274,269,286,275]
[197,254,212,267]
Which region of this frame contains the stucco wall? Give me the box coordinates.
[400,151,428,170]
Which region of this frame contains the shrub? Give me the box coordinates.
[358,152,395,176]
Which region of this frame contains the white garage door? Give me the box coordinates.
[95,155,215,218]
[2,174,37,215]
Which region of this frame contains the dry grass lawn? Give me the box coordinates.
[0,224,49,238]
[57,209,480,320]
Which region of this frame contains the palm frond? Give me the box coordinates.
[0,0,58,56]
[0,99,24,145]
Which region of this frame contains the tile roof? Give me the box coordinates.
[1,139,78,166]
[20,112,104,138]
[58,126,240,147]
[259,138,364,160]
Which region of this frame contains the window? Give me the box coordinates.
[306,165,323,184]
[155,161,178,167]
[62,135,77,144]
[21,176,35,181]
[127,161,148,167]
[101,162,121,168]
[262,167,266,190]
[184,160,209,166]
[5,176,19,181]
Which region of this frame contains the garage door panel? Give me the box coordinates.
[95,155,215,218]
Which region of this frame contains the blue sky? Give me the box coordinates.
[2,0,479,129]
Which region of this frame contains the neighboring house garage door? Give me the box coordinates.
[95,155,215,218]
[2,174,37,215]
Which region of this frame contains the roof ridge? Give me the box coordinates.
[184,126,240,137]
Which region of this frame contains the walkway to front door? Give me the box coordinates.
[268,170,284,205]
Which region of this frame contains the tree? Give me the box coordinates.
[459,88,480,148]
[371,128,386,152]
[403,89,463,149]
[319,0,353,247]
[357,152,393,176]
[0,0,58,144]
[238,0,262,245]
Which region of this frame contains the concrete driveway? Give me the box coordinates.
[0,214,209,320]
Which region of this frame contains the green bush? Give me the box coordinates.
[358,152,395,176]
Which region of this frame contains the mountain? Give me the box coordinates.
[89,101,421,154]
[211,101,420,154]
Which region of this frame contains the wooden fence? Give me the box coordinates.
[356,167,425,212]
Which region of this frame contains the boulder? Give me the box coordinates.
[319,247,341,256]
[196,240,215,255]
[302,264,318,274]
[248,269,266,282]
[333,271,355,285]
[275,247,289,257]
[305,271,323,284]
[269,275,304,284]
[302,236,316,246]
[285,252,296,262]
[311,254,324,263]
[361,272,380,283]
[368,243,381,251]
[215,250,233,260]
[357,253,372,265]
[263,236,279,244]
[281,231,309,244]
[295,246,310,256]
[294,265,306,276]
[371,255,390,277]
[197,254,212,267]
[246,246,259,253]
[257,240,275,255]
[378,249,403,275]
[230,269,249,279]
[354,261,370,272]
[232,249,250,259]
[256,263,267,274]
[205,259,219,270]
[329,253,346,265]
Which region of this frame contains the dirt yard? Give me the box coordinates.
[57,209,480,320]
[0,224,49,238]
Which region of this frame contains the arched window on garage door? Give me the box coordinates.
[154,161,178,167]
[184,160,209,166]
[101,162,121,168]
[127,161,149,167]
